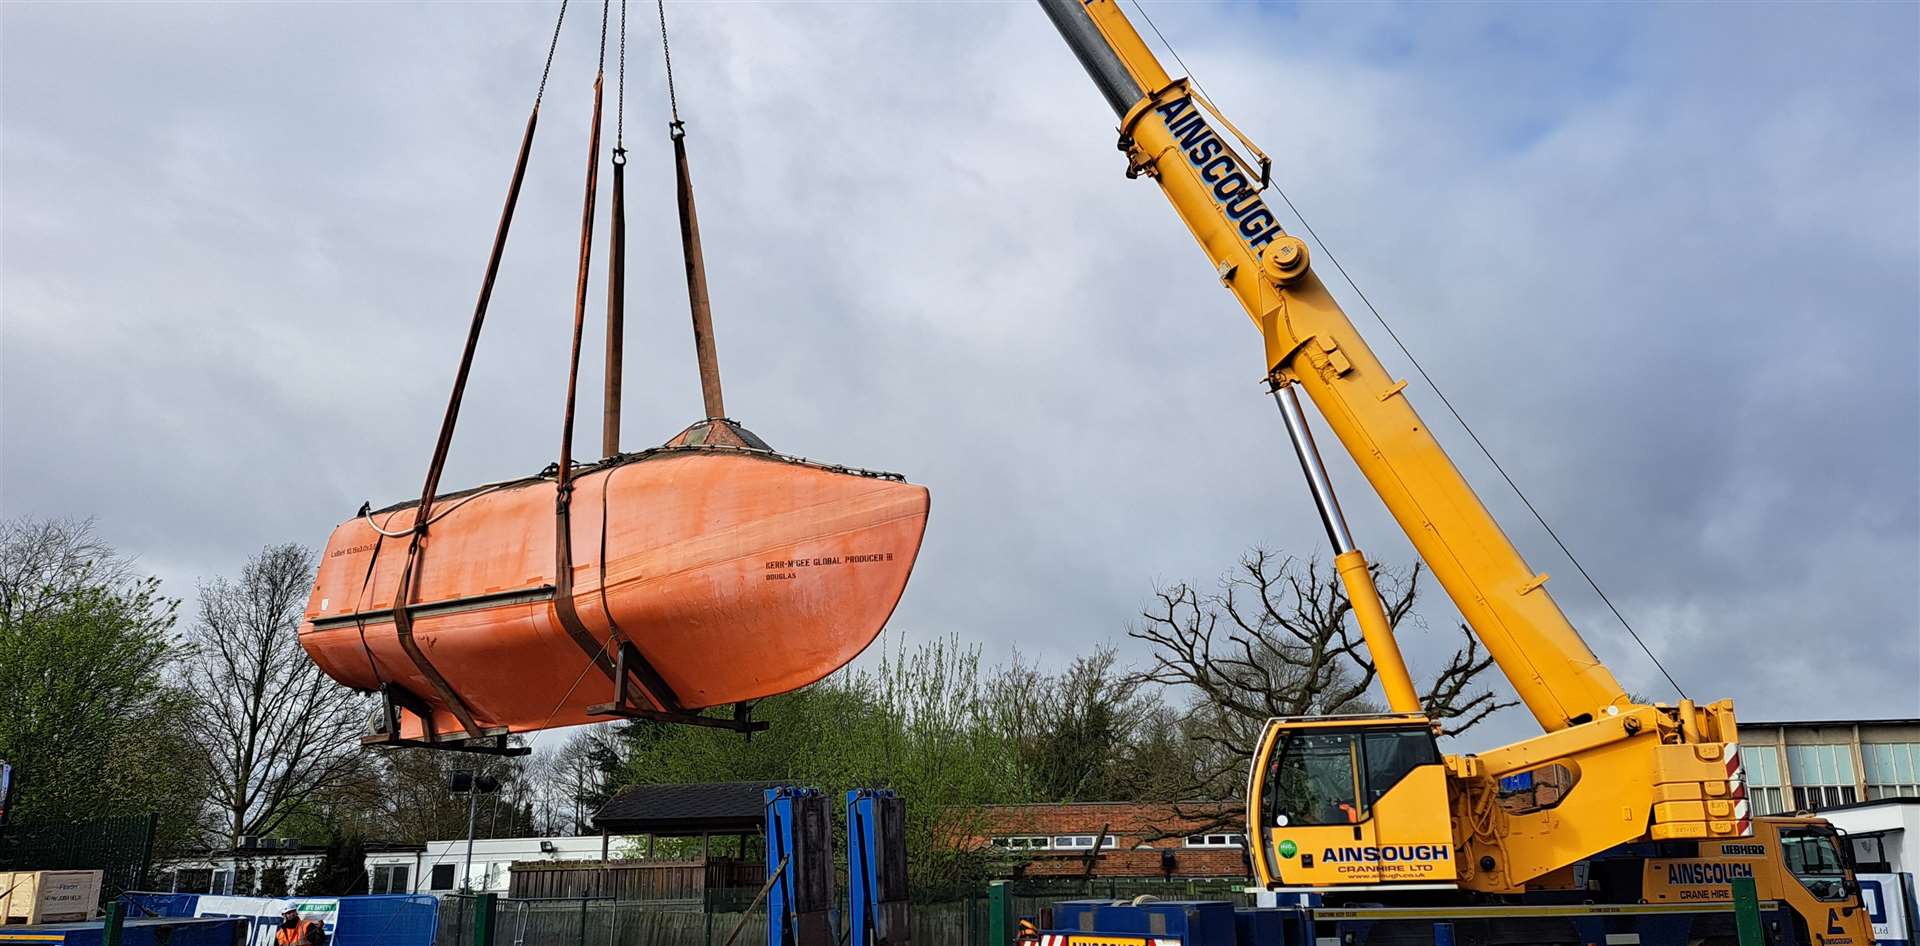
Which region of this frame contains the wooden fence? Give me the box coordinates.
[508,859,764,902]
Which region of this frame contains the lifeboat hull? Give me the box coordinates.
[301,448,929,742]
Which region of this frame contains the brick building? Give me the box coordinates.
[961,802,1248,880]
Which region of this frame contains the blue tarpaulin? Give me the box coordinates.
[119,891,439,946]
[0,916,244,945]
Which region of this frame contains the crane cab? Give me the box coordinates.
[1624,816,1875,946]
[1246,713,1457,891]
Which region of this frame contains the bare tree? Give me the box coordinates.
[318,744,538,845]
[0,516,146,624]
[184,544,368,845]
[529,727,628,836]
[1125,550,1515,830]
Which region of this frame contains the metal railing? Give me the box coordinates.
[437,894,769,946]
[437,879,1249,946]
[0,812,157,903]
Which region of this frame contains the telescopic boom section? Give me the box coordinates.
[1037,0,1629,730]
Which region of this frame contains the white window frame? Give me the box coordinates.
[466,861,503,892]
[1863,743,1920,798]
[1049,835,1116,850]
[1184,833,1246,849]
[371,863,411,894]
[991,835,1053,850]
[1744,747,1787,815]
[1792,784,1857,811]
[991,834,1117,851]
[1787,745,1856,788]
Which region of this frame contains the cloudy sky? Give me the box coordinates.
[3,0,1915,752]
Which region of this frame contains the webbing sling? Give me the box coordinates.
[387,104,541,741]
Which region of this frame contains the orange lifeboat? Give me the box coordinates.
[301,421,929,748]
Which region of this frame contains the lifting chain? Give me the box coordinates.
[656,0,681,129]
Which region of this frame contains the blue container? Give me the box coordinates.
[1048,900,1241,946]
[0,916,244,945]
[118,892,439,946]
[1233,907,1313,946]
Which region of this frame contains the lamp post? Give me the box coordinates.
[450,771,502,894]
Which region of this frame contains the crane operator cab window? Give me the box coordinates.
[1252,718,1449,887]
[1781,826,1855,902]
[1261,724,1441,827]
[1266,732,1361,826]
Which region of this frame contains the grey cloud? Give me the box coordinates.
[3,1,1914,753]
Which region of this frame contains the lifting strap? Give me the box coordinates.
[390,103,541,742]
[552,16,624,696]
[603,151,627,456]
[590,0,673,710]
[658,0,727,420]
[553,1,681,715]
[672,127,724,420]
[603,0,628,458]
[386,2,571,741]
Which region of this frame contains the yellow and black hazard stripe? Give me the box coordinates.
[1034,934,1185,946]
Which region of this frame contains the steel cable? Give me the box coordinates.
[1265,184,1688,700]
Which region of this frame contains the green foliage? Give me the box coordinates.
[297,830,370,896]
[613,636,1034,897]
[595,548,1506,884]
[259,863,290,897]
[987,648,1149,801]
[0,517,205,853]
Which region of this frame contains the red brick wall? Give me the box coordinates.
[1003,847,1247,880]
[954,802,1249,881]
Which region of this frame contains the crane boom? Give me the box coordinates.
[1039,0,1747,895]
[1038,0,1627,731]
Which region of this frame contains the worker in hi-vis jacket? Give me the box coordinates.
[275,907,327,945]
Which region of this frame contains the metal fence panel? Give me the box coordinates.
[436,897,766,946]
[433,878,1248,946]
[0,812,156,902]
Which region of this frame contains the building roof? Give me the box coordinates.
[1739,718,1920,728]
[364,841,428,853]
[592,780,786,836]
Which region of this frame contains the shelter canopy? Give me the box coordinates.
[592,780,786,836]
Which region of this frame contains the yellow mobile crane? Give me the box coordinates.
[1035,0,1749,897]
